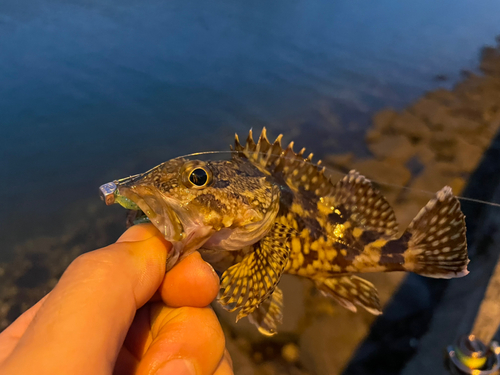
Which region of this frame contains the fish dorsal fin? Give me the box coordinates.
[233,128,334,197]
[325,170,399,237]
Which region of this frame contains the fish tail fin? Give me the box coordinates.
[402,186,469,278]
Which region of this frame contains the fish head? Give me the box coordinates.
[100,157,280,265]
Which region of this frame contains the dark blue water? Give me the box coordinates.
[1,0,499,256]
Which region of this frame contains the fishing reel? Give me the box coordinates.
[447,335,500,375]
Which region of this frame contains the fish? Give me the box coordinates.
[99,128,469,335]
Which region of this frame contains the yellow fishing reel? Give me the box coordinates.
[447,335,500,375]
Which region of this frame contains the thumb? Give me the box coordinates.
[1,224,170,375]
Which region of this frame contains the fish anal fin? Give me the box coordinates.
[218,223,293,319]
[247,287,283,336]
[315,275,382,315]
[403,186,469,278]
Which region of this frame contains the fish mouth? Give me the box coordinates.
[99,180,184,242]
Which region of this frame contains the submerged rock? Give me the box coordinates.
[348,158,412,187]
[324,153,354,169]
[411,162,462,193]
[391,110,432,143]
[300,313,371,375]
[455,138,485,172]
[480,46,500,76]
[368,134,416,162]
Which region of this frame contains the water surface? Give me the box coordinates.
[1,0,499,256]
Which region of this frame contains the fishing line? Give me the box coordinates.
[362,178,500,209]
[177,150,500,209]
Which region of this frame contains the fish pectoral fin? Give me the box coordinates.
[315,275,382,315]
[218,222,293,320]
[248,286,283,336]
[326,170,399,237]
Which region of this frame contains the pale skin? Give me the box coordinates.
[0,224,233,375]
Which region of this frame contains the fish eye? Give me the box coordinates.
[180,162,214,189]
[181,162,213,189]
[189,168,209,187]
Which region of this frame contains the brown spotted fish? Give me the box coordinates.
[99,128,469,335]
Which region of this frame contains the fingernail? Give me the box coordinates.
[155,359,196,375]
[206,261,219,279]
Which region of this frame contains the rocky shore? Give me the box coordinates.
[1,38,500,375]
[0,202,124,330]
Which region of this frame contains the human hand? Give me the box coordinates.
[0,224,233,375]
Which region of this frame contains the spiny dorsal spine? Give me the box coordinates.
[233,128,333,196]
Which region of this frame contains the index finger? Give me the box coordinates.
[160,251,220,308]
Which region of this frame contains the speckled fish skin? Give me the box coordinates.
[105,128,469,336]
[113,157,281,270]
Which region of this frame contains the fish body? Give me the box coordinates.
[100,128,469,335]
